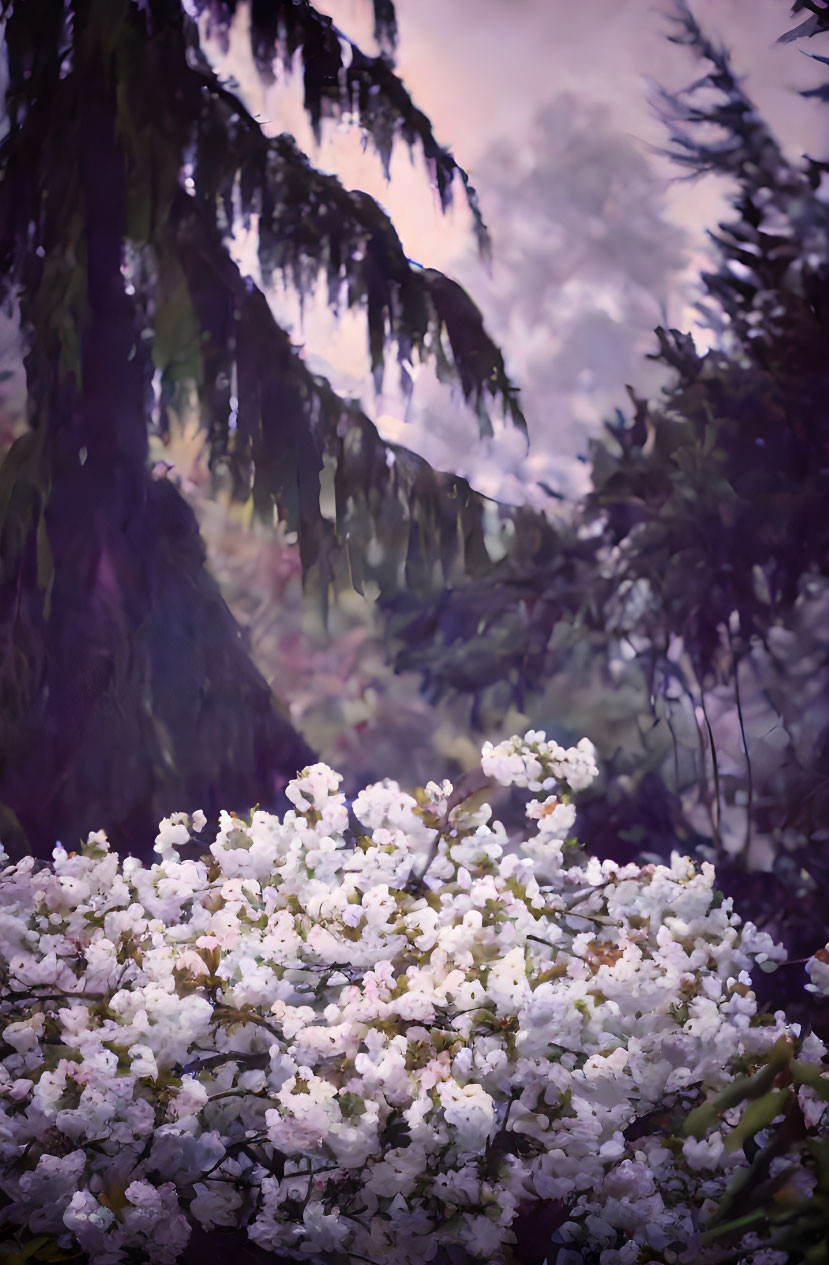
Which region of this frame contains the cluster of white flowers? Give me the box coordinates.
[481,731,600,796]
[0,733,826,1265]
[481,732,598,878]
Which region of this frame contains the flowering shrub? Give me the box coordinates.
[1,732,827,1264]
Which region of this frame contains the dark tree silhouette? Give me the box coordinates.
[0,0,523,861]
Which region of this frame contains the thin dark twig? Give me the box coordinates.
[700,691,722,846]
[728,627,753,856]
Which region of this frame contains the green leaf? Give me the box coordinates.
[683,1039,793,1138]
[153,261,204,385]
[0,1235,84,1264]
[338,1091,366,1119]
[682,1101,719,1141]
[700,1207,766,1246]
[791,1060,829,1101]
[724,1088,791,1154]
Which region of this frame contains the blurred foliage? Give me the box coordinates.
[155,393,482,797]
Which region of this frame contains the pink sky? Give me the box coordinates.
[188,2,829,502]
[202,0,829,501]
[298,0,829,264]
[3,2,824,495]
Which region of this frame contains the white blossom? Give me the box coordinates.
[0,732,823,1265]
[806,948,829,995]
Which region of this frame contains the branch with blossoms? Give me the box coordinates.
[1,734,828,1264]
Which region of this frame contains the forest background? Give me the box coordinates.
[1,0,829,1034]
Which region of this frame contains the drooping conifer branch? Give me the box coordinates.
[188,0,488,245]
[170,185,494,594]
[1,0,523,599]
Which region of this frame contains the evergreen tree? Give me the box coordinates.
[390,0,829,1025]
[0,0,523,860]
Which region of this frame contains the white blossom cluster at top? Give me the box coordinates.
[0,732,827,1265]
